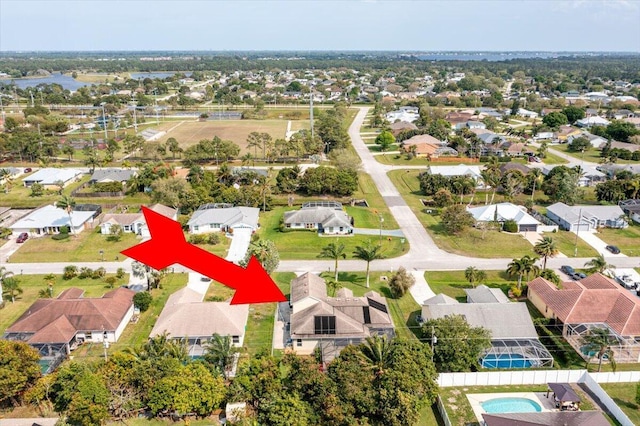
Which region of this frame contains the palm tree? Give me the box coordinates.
[204,334,239,379]
[507,255,540,289]
[318,241,346,281]
[0,266,14,304]
[533,236,559,270]
[464,266,486,288]
[582,328,617,372]
[2,276,23,303]
[326,278,342,297]
[353,240,385,288]
[56,195,77,237]
[584,254,614,274]
[358,335,393,377]
[481,157,502,205]
[528,168,543,202]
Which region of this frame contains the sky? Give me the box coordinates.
[1,0,639,52]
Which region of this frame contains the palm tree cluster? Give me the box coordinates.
[506,255,540,290]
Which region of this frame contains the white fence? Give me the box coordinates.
[435,395,452,426]
[437,369,587,387]
[581,372,635,426]
[436,369,639,426]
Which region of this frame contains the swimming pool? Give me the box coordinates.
[481,353,533,368]
[580,345,609,359]
[481,397,542,414]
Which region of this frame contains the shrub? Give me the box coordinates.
[59,225,70,234]
[510,285,522,298]
[503,219,518,233]
[188,234,207,245]
[78,267,93,279]
[104,276,117,288]
[133,292,153,312]
[92,267,106,280]
[116,268,126,279]
[389,267,416,298]
[205,296,226,302]
[52,233,70,241]
[63,265,78,280]
[207,233,220,245]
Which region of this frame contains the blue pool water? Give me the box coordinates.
[481,397,542,414]
[580,345,609,359]
[481,353,533,369]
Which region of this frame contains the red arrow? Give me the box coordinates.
[121,206,287,305]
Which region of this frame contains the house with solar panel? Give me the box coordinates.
[288,273,395,362]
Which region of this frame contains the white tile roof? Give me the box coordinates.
[23,168,83,185]
[10,205,97,230]
[467,203,541,226]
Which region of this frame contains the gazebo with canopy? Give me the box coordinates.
[546,383,582,411]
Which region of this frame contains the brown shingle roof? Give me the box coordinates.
[290,272,327,304]
[528,274,640,336]
[5,288,134,344]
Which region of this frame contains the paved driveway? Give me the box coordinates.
[575,231,627,258]
[226,228,252,263]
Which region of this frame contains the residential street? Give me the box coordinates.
[2,107,638,279]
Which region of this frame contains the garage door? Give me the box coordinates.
[572,224,591,233]
[519,224,537,232]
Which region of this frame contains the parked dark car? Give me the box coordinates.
[570,273,582,281]
[16,232,28,243]
[605,245,621,254]
[561,265,575,275]
[577,272,587,279]
[23,167,32,173]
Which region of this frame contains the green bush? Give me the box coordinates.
[503,219,518,233]
[133,292,153,312]
[207,233,221,245]
[78,267,93,279]
[188,234,207,244]
[92,267,106,280]
[52,233,70,241]
[63,265,78,280]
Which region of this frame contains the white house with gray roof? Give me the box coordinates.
[467,202,543,232]
[422,290,554,368]
[90,168,137,184]
[187,203,259,234]
[283,201,352,235]
[22,168,83,189]
[10,204,99,236]
[546,202,627,232]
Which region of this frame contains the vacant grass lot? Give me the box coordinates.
[10,231,140,263]
[348,171,399,229]
[258,206,405,260]
[597,225,640,256]
[600,382,640,425]
[156,118,309,151]
[552,143,640,165]
[0,273,126,335]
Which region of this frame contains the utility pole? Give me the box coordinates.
[310,93,314,140]
[573,208,583,257]
[430,326,437,363]
[132,93,138,134]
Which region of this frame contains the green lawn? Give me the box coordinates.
[0,273,128,335]
[258,206,405,260]
[243,272,295,356]
[538,151,569,165]
[597,225,640,256]
[376,154,480,166]
[424,270,514,302]
[600,382,640,425]
[552,143,640,165]
[550,230,599,258]
[10,231,141,263]
[347,171,399,229]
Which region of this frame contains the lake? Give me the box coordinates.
[7,73,88,91]
[130,72,191,80]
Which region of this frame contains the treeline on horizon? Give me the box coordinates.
[1,52,640,81]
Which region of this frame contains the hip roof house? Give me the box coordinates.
[546,203,627,232]
[289,273,395,363]
[187,203,259,234]
[467,202,543,232]
[10,204,100,236]
[283,201,353,235]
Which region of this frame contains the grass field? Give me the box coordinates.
[550,230,599,258]
[600,382,640,425]
[424,270,514,302]
[9,231,141,263]
[258,206,406,260]
[156,118,310,152]
[552,143,640,165]
[0,273,127,335]
[596,225,640,256]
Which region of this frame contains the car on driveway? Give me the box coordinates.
[23,167,32,173]
[570,273,582,281]
[577,272,587,279]
[605,245,620,254]
[16,232,28,243]
[561,265,575,275]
